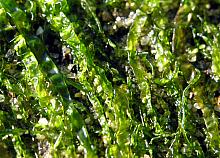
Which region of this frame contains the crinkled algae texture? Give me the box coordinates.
[0,0,220,157]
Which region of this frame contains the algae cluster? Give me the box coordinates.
[0,0,220,157]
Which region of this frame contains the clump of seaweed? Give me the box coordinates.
[0,0,219,157]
